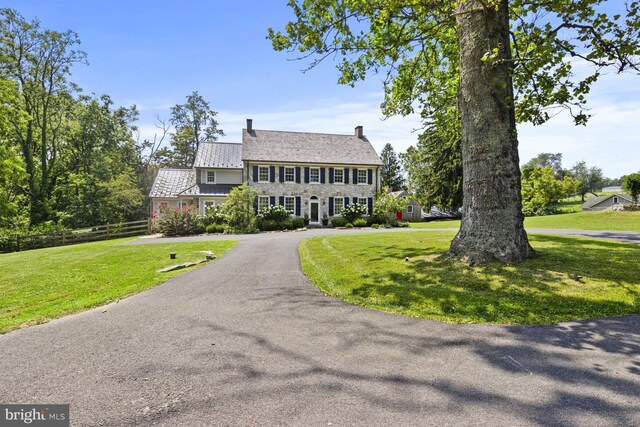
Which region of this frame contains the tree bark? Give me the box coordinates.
[449,0,536,264]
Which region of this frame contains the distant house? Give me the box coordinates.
[149,119,383,225]
[581,193,633,211]
[602,186,623,193]
[389,190,423,221]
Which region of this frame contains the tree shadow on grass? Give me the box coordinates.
[345,235,640,324]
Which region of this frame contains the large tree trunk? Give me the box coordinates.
[449,0,535,264]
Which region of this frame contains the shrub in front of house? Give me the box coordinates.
[340,203,368,223]
[221,183,258,234]
[291,217,305,229]
[345,223,354,228]
[201,205,225,227]
[330,217,348,227]
[156,206,202,236]
[353,218,368,227]
[258,219,278,231]
[205,223,225,234]
[371,223,380,229]
[261,205,292,223]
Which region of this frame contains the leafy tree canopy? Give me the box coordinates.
[622,172,640,202]
[571,161,605,201]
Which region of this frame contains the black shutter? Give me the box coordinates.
[279,167,285,183]
[344,168,349,184]
[279,196,285,206]
[367,197,373,215]
[253,197,259,213]
[353,197,358,205]
[252,165,258,182]
[329,197,334,216]
[270,166,276,183]
[304,167,310,183]
[353,169,358,184]
[368,169,373,185]
[295,197,301,216]
[320,168,326,183]
[295,167,301,183]
[270,196,276,206]
[329,168,334,184]
[344,197,350,207]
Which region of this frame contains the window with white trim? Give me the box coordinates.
[310,167,320,183]
[285,167,295,182]
[284,196,295,213]
[334,197,344,214]
[179,201,189,209]
[334,168,344,183]
[613,196,619,204]
[258,166,270,182]
[357,169,367,184]
[358,197,367,206]
[406,205,414,213]
[205,170,215,183]
[258,195,270,213]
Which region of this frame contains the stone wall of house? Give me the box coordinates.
[249,181,377,217]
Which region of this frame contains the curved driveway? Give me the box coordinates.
[1,229,639,426]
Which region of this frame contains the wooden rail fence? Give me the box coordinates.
[0,219,151,254]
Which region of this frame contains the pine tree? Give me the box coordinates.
[380,143,404,191]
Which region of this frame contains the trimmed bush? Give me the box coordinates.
[353,218,368,227]
[292,217,305,229]
[330,217,348,227]
[371,224,380,229]
[205,224,225,234]
[258,219,278,231]
[201,205,225,227]
[345,223,354,228]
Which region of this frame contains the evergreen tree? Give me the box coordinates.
[380,143,404,191]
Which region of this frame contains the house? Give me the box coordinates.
[389,190,424,221]
[149,119,383,225]
[581,193,633,211]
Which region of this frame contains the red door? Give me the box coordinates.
[396,211,403,220]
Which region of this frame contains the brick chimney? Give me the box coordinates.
[246,118,253,133]
[355,125,363,138]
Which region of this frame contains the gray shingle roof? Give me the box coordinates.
[242,129,383,166]
[193,142,243,169]
[581,193,632,209]
[149,169,196,198]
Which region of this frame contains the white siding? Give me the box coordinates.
[201,169,242,184]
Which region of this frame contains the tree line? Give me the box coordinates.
[0,9,223,232]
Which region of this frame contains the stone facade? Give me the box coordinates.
[246,161,381,221]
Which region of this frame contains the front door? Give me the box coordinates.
[309,197,320,223]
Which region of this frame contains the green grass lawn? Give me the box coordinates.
[410,211,640,232]
[524,210,640,231]
[0,238,237,333]
[553,195,584,213]
[299,232,640,324]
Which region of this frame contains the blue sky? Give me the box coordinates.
[5,1,640,178]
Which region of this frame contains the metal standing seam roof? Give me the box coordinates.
[241,129,383,166]
[193,142,243,168]
[581,193,633,209]
[149,169,196,198]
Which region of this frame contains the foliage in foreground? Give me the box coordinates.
[0,238,237,333]
[299,232,640,324]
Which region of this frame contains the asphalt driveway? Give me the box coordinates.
[1,229,639,426]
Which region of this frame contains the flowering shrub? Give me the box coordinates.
[340,203,368,223]
[155,206,202,236]
[201,205,225,227]
[260,205,292,222]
